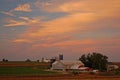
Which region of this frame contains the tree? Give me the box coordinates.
[37,60,39,62]
[5,59,8,62]
[2,58,6,62]
[79,52,108,71]
[2,58,8,62]
[25,59,31,62]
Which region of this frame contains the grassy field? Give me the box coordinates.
[0,62,59,76]
[0,66,58,76]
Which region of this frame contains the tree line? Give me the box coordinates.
[79,52,108,71]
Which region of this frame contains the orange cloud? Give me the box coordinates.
[32,38,120,48]
[21,12,94,39]
[19,16,30,21]
[12,39,32,43]
[30,0,120,38]
[6,0,120,38]
[14,3,32,12]
[5,16,43,27]
[0,11,15,17]
[5,19,27,27]
[35,0,120,17]
[34,39,94,47]
[8,0,120,48]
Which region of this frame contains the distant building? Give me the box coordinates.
[41,58,51,63]
[107,62,120,72]
[51,60,84,71]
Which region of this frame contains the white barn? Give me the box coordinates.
[51,60,84,70]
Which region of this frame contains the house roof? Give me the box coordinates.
[53,60,84,66]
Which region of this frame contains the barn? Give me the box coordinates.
[51,60,84,71]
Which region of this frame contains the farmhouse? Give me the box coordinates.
[51,60,84,71]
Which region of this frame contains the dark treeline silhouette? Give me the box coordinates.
[79,52,108,71]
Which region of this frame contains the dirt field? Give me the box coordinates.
[0,74,120,80]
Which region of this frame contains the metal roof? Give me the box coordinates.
[53,60,84,66]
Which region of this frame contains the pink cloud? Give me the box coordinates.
[13,3,32,12]
[32,38,120,48]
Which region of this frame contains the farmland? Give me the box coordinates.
[0,61,58,76]
[0,67,58,76]
[0,74,120,80]
[0,61,50,67]
[0,61,120,80]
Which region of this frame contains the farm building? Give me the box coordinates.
[41,58,51,63]
[107,62,120,72]
[51,60,85,71]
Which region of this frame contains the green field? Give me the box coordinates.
[0,66,58,76]
[0,62,59,76]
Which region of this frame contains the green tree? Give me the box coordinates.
[79,52,108,71]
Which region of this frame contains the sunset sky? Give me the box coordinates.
[0,0,120,61]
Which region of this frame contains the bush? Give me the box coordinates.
[72,70,79,75]
[114,69,120,75]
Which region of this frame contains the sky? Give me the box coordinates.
[0,0,120,61]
